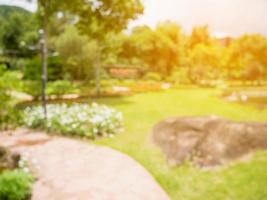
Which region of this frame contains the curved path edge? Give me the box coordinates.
[0,129,169,200]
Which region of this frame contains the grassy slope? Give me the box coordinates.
[91,88,267,200]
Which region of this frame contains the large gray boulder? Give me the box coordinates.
[152,116,267,167]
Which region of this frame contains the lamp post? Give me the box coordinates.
[39,28,47,120]
[38,0,49,121]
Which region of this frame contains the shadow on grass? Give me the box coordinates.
[16,94,134,109]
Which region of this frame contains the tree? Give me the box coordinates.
[0,6,38,59]
[35,0,84,119]
[188,43,223,83]
[225,34,267,81]
[75,0,143,96]
[56,26,97,80]
[101,32,125,65]
[119,26,150,65]
[188,25,211,49]
[154,22,185,75]
[119,22,185,76]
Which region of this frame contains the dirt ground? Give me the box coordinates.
[153,116,267,167]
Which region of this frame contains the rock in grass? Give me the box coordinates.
[152,116,267,167]
[0,146,20,171]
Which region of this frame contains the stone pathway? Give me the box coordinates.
[0,129,169,200]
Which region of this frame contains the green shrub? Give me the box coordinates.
[24,56,64,81]
[100,79,112,88]
[0,66,22,129]
[0,170,33,200]
[167,69,190,84]
[47,56,64,81]
[143,72,162,82]
[46,80,79,97]
[23,57,40,80]
[22,81,41,100]
[55,26,96,80]
[0,104,22,130]
[120,79,135,87]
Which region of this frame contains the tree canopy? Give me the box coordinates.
[0,5,38,58]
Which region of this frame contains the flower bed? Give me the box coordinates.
[23,103,123,138]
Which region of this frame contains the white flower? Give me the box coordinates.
[23,103,124,137]
[93,128,98,133]
[21,156,28,162]
[115,112,123,120]
[18,160,24,168]
[90,115,103,124]
[92,102,98,107]
[23,167,30,173]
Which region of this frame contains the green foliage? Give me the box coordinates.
[22,81,41,100]
[188,25,211,48]
[241,62,265,81]
[0,88,12,129]
[46,80,79,97]
[0,5,29,18]
[22,79,79,100]
[0,5,38,59]
[75,0,143,40]
[55,26,96,80]
[0,65,22,129]
[143,72,162,81]
[101,32,125,65]
[167,68,190,84]
[225,34,267,81]
[47,56,64,81]
[24,56,63,81]
[0,170,33,200]
[72,0,144,93]
[120,22,185,75]
[23,57,41,80]
[1,4,267,87]
[188,43,223,83]
[119,23,267,83]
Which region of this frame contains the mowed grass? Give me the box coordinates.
[90,88,267,200]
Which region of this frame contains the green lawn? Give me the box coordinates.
[90,88,267,200]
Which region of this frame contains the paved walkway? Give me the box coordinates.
[0,129,169,200]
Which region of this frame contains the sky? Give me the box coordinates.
[1,0,267,37]
[129,0,267,37]
[0,0,36,11]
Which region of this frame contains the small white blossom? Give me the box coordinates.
[23,167,30,173]
[18,160,24,168]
